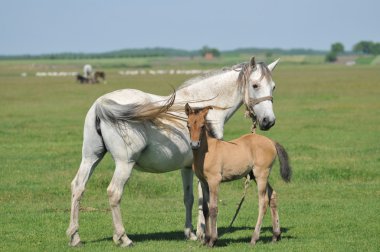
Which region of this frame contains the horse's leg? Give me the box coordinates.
[207,180,220,247]
[67,155,104,246]
[181,168,197,240]
[67,108,106,246]
[250,174,269,245]
[107,160,134,247]
[196,180,206,240]
[199,181,210,245]
[267,183,281,242]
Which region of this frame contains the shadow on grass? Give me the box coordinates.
[217,226,295,247]
[87,226,294,246]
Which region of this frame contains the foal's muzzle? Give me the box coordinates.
[190,141,201,150]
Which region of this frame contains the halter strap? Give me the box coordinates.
[248,96,273,106]
[245,95,273,133]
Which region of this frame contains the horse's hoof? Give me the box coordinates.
[196,231,205,241]
[68,232,82,247]
[114,234,133,247]
[120,241,134,248]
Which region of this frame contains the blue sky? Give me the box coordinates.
[1,0,379,55]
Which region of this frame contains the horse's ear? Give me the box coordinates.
[250,56,256,68]
[267,58,280,72]
[185,103,192,116]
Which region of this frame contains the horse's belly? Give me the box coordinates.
[136,136,193,173]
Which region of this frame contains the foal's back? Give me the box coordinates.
[211,133,277,181]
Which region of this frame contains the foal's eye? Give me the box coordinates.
[252,84,259,89]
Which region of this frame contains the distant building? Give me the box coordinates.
[204,52,214,60]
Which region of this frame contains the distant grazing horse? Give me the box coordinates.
[76,74,90,84]
[83,64,92,78]
[94,71,106,83]
[67,57,280,247]
[185,104,292,247]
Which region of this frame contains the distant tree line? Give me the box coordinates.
[326,40,380,62]
[353,41,380,55]
[1,46,330,60]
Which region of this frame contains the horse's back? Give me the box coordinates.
[98,88,163,105]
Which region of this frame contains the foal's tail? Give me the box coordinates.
[275,142,292,182]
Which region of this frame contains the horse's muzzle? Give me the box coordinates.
[259,117,275,131]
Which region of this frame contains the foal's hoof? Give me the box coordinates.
[207,240,217,247]
[272,233,281,242]
[250,238,258,246]
[201,236,210,246]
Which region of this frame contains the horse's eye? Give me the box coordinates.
[252,84,259,89]
[273,86,276,91]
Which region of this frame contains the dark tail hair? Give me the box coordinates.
[275,142,292,182]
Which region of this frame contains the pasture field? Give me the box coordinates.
[0,57,379,251]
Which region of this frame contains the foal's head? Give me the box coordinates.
[185,103,213,150]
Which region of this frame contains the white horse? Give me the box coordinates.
[83,64,93,78]
[67,57,280,247]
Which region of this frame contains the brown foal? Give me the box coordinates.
[185,104,292,247]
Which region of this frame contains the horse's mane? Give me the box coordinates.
[178,62,272,91]
[236,62,272,92]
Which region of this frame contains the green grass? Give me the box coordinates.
[0,58,379,251]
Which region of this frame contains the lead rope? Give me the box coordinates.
[222,173,252,236]
[244,105,257,134]
[223,95,271,234]
[222,108,255,236]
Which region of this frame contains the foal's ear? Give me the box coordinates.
[201,106,213,116]
[185,103,193,116]
[250,56,256,68]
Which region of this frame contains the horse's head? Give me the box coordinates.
[241,57,279,131]
[185,103,213,150]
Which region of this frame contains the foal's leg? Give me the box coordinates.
[267,183,281,241]
[200,181,211,245]
[251,174,269,245]
[181,168,197,240]
[107,160,134,247]
[207,180,220,247]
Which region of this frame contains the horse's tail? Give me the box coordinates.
[95,91,184,134]
[275,142,292,183]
